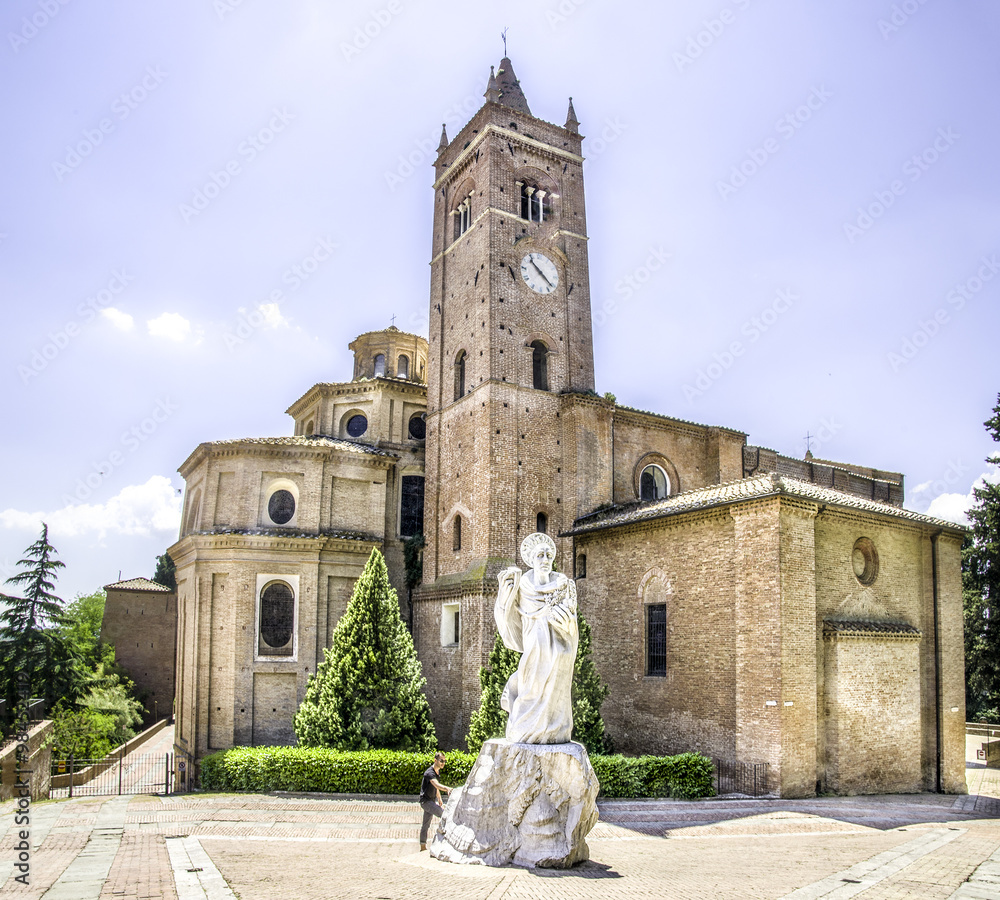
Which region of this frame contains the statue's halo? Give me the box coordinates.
[519,531,557,567]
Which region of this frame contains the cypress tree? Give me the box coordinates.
[294,547,436,751]
[964,394,1000,721]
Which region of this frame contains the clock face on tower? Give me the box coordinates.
[520,252,559,295]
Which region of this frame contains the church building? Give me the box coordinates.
[169,57,967,797]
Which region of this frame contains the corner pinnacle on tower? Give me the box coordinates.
[565,97,579,134]
[484,66,500,104]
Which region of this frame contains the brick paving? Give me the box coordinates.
[2,752,1000,898]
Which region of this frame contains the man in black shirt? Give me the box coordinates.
[418,751,451,850]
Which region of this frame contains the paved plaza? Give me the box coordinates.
[3,735,1000,899]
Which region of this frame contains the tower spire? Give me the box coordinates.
[495,57,531,115]
[437,123,449,153]
[484,65,500,104]
[565,97,579,134]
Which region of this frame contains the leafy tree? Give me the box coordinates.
[152,553,176,591]
[0,524,77,710]
[466,612,610,754]
[964,394,1000,721]
[294,548,436,751]
[79,668,144,744]
[58,590,115,673]
[48,705,120,760]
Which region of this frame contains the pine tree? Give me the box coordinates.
[294,547,436,751]
[466,612,610,754]
[964,394,1000,721]
[0,524,77,710]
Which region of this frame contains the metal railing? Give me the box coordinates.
[713,758,770,797]
[50,749,174,798]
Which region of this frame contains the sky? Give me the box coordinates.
[1,0,998,601]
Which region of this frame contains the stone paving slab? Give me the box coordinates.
[2,768,1000,899]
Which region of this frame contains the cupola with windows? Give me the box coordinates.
[348,327,429,384]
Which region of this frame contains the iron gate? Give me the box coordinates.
[50,750,174,798]
[714,758,770,797]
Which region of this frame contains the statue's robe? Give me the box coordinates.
[495,569,579,744]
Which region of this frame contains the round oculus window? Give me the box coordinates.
[268,489,295,525]
[346,414,368,437]
[408,414,426,440]
[851,537,879,586]
[260,582,294,648]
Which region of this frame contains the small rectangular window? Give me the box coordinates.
[647,603,666,676]
[441,602,460,646]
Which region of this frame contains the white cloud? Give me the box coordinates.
[147,312,192,341]
[0,476,182,542]
[101,307,134,330]
[924,464,1000,526]
[257,302,289,329]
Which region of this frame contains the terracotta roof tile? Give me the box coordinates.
[567,473,965,536]
[104,577,172,592]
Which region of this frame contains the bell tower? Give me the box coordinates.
[418,58,598,745]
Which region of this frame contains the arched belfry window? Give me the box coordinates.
[454,193,473,240]
[640,465,670,501]
[397,355,409,379]
[373,354,386,377]
[531,341,548,391]
[454,350,466,400]
[536,511,548,534]
[518,181,550,223]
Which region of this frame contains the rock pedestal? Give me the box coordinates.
[429,739,599,869]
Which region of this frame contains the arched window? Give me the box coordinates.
[454,350,466,400]
[531,341,548,391]
[373,354,386,377]
[454,195,472,240]
[258,581,294,657]
[536,511,548,534]
[518,182,550,223]
[640,465,669,501]
[397,355,409,379]
[452,516,462,551]
[305,419,314,436]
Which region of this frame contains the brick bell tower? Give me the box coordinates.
[416,58,598,746]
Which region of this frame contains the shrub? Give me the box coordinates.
[198,746,714,800]
[200,747,476,795]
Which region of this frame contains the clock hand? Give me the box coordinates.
[531,261,553,288]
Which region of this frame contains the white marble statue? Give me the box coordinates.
[495,533,579,744]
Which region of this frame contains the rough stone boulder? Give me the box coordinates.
[429,739,599,868]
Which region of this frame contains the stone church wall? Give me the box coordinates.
[101,585,176,725]
[822,634,922,794]
[574,510,739,761]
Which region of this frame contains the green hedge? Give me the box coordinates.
[199,746,714,800]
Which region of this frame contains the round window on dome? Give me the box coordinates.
[268,489,296,525]
[408,413,426,440]
[347,414,368,437]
